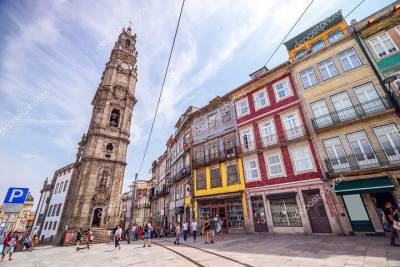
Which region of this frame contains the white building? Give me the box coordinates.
[40,163,74,242]
[31,178,52,239]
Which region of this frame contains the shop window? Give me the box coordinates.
[227,163,239,185]
[270,198,302,227]
[196,171,206,190]
[227,200,244,229]
[210,167,222,188]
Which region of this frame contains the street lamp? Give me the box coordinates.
[383,75,398,93]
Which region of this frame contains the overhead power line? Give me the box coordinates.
[264,0,314,67]
[136,0,186,177]
[344,0,366,19]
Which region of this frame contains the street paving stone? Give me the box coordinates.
[4,234,400,267]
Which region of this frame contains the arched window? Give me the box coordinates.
[125,39,131,48]
[110,109,120,127]
[106,143,113,151]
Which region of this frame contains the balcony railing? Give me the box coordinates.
[325,148,400,175]
[192,147,240,168]
[312,97,392,131]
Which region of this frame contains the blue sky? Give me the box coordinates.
[0,0,395,206]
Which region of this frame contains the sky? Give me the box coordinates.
[0,0,395,208]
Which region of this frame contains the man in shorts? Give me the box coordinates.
[209,216,216,244]
[143,220,152,247]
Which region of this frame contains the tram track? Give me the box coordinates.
[153,239,255,267]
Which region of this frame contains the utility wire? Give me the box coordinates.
[136,0,186,177]
[344,0,366,19]
[264,0,314,67]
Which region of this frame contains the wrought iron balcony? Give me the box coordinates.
[192,146,240,168]
[312,97,392,131]
[325,148,400,175]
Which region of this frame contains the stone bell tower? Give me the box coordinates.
[61,27,138,233]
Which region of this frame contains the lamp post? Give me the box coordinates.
[383,75,397,93]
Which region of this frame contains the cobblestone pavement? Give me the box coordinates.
[4,234,400,267]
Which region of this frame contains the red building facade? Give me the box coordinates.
[230,64,340,234]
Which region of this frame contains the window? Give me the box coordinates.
[196,171,206,190]
[291,147,313,172]
[369,32,397,58]
[49,221,53,230]
[266,153,284,177]
[195,119,204,135]
[210,167,222,188]
[207,113,217,129]
[295,48,307,60]
[52,205,57,216]
[106,143,113,151]
[331,91,357,121]
[338,48,362,71]
[44,221,48,230]
[240,128,254,151]
[318,58,339,80]
[324,137,350,170]
[283,112,303,140]
[53,221,57,230]
[374,124,400,162]
[311,39,325,53]
[311,99,332,128]
[346,131,378,167]
[48,205,53,217]
[56,204,62,216]
[236,98,249,117]
[244,159,259,180]
[63,180,68,192]
[354,83,384,114]
[208,141,219,161]
[221,106,232,123]
[110,109,120,127]
[253,90,269,110]
[251,196,267,225]
[273,79,291,101]
[260,120,277,146]
[327,29,344,43]
[19,222,26,230]
[194,145,205,163]
[223,134,236,158]
[300,68,318,88]
[59,182,64,193]
[270,198,302,227]
[54,183,59,194]
[227,163,239,185]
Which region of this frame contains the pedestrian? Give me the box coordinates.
[32,234,38,249]
[174,223,181,245]
[138,225,143,240]
[191,218,198,242]
[216,216,224,240]
[182,220,189,242]
[131,224,137,241]
[143,220,152,247]
[384,202,400,246]
[114,225,122,250]
[209,216,216,244]
[203,217,210,244]
[75,228,82,251]
[22,234,32,252]
[1,232,16,261]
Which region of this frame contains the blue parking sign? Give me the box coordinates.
[4,188,29,204]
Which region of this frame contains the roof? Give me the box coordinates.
[284,10,344,51]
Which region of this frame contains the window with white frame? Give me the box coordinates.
[373,124,400,162]
[260,119,277,146]
[311,39,325,53]
[240,128,254,151]
[273,79,291,100]
[295,48,307,60]
[244,159,259,180]
[253,90,269,110]
[369,32,397,58]
[338,48,362,71]
[266,153,284,177]
[207,113,217,129]
[291,147,313,172]
[318,58,339,80]
[327,29,344,43]
[300,67,318,88]
[236,98,249,117]
[283,112,303,139]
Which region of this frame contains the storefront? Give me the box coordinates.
[196,193,244,232]
[335,176,396,233]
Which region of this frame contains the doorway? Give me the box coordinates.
[251,196,268,232]
[302,190,332,233]
[371,191,396,231]
[92,208,102,227]
[342,194,374,232]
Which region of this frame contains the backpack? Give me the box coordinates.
[144,223,149,233]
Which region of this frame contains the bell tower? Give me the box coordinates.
[61,27,138,232]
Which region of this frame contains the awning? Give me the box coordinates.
[265,192,297,200]
[335,176,394,195]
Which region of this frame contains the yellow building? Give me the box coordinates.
[285,11,400,234]
[0,193,35,234]
[191,96,248,233]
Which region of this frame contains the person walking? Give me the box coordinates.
[114,225,122,250]
[75,228,82,251]
[182,220,189,242]
[384,202,400,246]
[138,225,143,240]
[1,232,17,261]
[131,224,137,241]
[203,217,210,244]
[22,234,32,252]
[143,220,152,247]
[216,216,224,240]
[209,216,216,244]
[174,223,181,245]
[191,219,198,242]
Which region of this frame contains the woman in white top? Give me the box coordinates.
[191,219,198,242]
[182,220,189,242]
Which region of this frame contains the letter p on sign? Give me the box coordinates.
[4,188,29,204]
